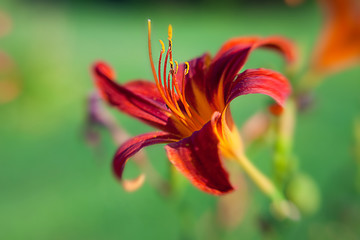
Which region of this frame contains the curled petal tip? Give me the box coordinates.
[121,174,146,192]
[112,132,177,188]
[225,68,292,108]
[93,61,116,80]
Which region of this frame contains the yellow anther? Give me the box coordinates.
[159,40,165,53]
[169,61,174,69]
[174,60,179,73]
[168,24,173,40]
[148,19,151,33]
[185,62,190,75]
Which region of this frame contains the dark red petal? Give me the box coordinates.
[165,113,234,195]
[92,61,174,132]
[113,132,178,180]
[205,46,252,107]
[176,53,211,91]
[257,37,298,64]
[214,36,297,64]
[225,68,291,107]
[206,37,297,108]
[124,80,165,105]
[175,53,213,115]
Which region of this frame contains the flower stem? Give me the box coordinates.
[273,99,297,187]
[234,152,282,202]
[233,151,300,220]
[354,117,360,193]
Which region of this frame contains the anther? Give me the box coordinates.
[168,24,173,40]
[174,61,179,73]
[185,62,190,75]
[159,40,165,53]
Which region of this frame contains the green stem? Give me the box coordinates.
[354,117,360,193]
[273,99,297,187]
[233,151,300,220]
[234,152,282,202]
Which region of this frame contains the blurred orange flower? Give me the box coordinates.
[0,11,20,104]
[284,0,304,7]
[0,51,20,104]
[311,0,360,74]
[0,10,12,38]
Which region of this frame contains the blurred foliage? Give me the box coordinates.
[14,0,304,7]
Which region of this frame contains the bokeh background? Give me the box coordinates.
[1,0,359,239]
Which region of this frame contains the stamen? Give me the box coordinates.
[147,19,157,82]
[169,70,176,104]
[166,28,182,111]
[163,44,171,100]
[181,64,187,101]
[158,48,164,88]
[168,71,180,111]
[180,62,190,103]
[158,40,167,100]
[147,19,183,118]
[170,63,193,120]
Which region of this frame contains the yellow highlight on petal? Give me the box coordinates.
[168,24,173,40]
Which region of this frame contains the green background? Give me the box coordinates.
[0,0,359,239]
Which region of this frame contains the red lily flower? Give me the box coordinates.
[311,0,360,74]
[92,21,295,195]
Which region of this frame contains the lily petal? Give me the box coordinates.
[165,112,234,195]
[214,36,297,64]
[176,53,211,92]
[113,132,178,181]
[93,62,175,132]
[206,37,296,107]
[121,174,146,192]
[175,53,214,117]
[206,46,252,109]
[124,80,166,106]
[225,68,291,107]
